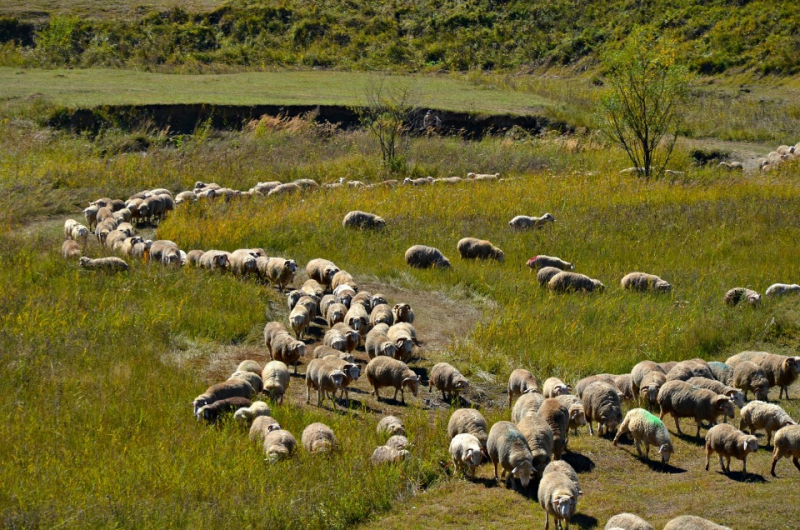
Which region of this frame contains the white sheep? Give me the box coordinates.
[582,381,623,437]
[512,391,545,423]
[542,377,571,398]
[449,433,483,479]
[404,245,452,269]
[704,423,759,474]
[620,272,672,293]
[263,428,297,462]
[342,210,386,230]
[261,361,290,404]
[657,380,735,438]
[377,415,406,438]
[508,213,555,230]
[61,240,82,259]
[685,377,744,410]
[507,369,540,407]
[537,266,563,286]
[765,283,800,297]
[537,464,580,530]
[306,258,340,289]
[302,423,338,453]
[456,237,505,261]
[486,421,534,489]
[79,256,129,272]
[723,287,761,307]
[233,401,271,426]
[249,416,281,443]
[770,424,800,476]
[739,401,796,446]
[605,513,654,530]
[548,271,604,293]
[447,408,488,450]
[517,413,554,479]
[370,445,409,465]
[192,379,254,415]
[228,371,263,394]
[663,516,731,530]
[526,255,574,271]
[305,358,346,410]
[612,408,674,463]
[429,362,469,402]
[366,356,420,404]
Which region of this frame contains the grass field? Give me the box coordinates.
[0,0,223,19]
[2,79,800,529]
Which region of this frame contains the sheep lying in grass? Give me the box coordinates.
[605,513,654,530]
[450,433,483,479]
[770,424,800,476]
[370,445,409,465]
[302,423,338,454]
[657,380,735,438]
[739,401,796,446]
[487,421,534,489]
[79,256,129,272]
[456,237,504,261]
[261,361,290,404]
[62,240,81,259]
[663,516,731,530]
[704,423,759,474]
[377,415,405,438]
[517,413,553,479]
[508,369,540,407]
[512,391,545,423]
[543,377,571,398]
[405,245,452,269]
[429,362,469,401]
[526,255,574,271]
[582,381,623,436]
[538,460,580,530]
[447,408,488,451]
[343,210,386,229]
[548,271,604,293]
[508,213,555,230]
[263,428,297,462]
[537,266,563,286]
[366,356,420,404]
[193,379,254,415]
[723,287,761,307]
[620,272,672,293]
[613,408,674,463]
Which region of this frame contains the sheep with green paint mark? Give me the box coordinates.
[613,408,674,463]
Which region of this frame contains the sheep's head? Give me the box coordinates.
[552,493,576,519]
[394,303,411,320]
[526,256,538,269]
[344,363,360,381]
[512,461,533,487]
[380,341,398,358]
[494,249,506,262]
[402,376,420,396]
[286,260,297,272]
[714,396,736,418]
[591,279,605,292]
[746,292,762,306]
[552,384,570,397]
[603,410,622,433]
[436,257,452,269]
[453,376,470,391]
[292,342,306,358]
[785,357,799,376]
[79,257,92,267]
[725,389,745,409]
[655,280,672,293]
[287,290,303,309]
[465,447,481,467]
[374,217,386,229]
[569,405,586,426]
[324,266,339,283]
[742,436,759,454]
[372,294,388,309]
[753,384,770,402]
[541,213,555,223]
[658,442,674,463]
[329,370,345,389]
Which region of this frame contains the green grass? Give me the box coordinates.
[0,0,223,19]
[2,101,800,529]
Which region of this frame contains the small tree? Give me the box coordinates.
[598,28,689,178]
[357,80,416,173]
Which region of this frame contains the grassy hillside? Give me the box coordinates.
[0,0,798,75]
[2,106,800,528]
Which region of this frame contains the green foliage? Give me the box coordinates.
[34,16,83,66]
[599,28,690,177]
[356,80,417,174]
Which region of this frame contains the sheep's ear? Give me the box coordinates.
[511,466,518,475]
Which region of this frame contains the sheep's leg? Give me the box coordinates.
[317,389,323,407]
[493,462,499,483]
[705,449,711,471]
[400,388,406,404]
[634,440,642,457]
[792,457,800,472]
[393,388,399,401]
[718,454,725,472]
[508,390,513,409]
[644,442,650,460]
[725,456,731,473]
[306,384,311,404]
[771,456,780,477]
[673,415,683,435]
[373,386,379,400]
[587,421,594,436]
[695,421,702,439]
[545,511,550,530]
[742,456,747,474]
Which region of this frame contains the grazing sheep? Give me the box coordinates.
[149,240,179,264]
[193,379,255,415]
[305,259,340,291]
[508,369,540,408]
[387,323,415,361]
[385,435,409,452]
[447,409,489,450]
[377,415,406,438]
[658,361,677,373]
[657,380,735,437]
[508,213,555,230]
[537,464,579,530]
[271,332,306,374]
[370,445,409,465]
[429,363,470,402]
[704,423,759,474]
[302,423,337,453]
[517,413,554,478]
[537,266,563,287]
[263,428,297,462]
[288,304,310,340]
[199,250,231,270]
[621,272,672,293]
[456,237,505,261]
[266,258,297,292]
[319,356,360,403]
[583,382,623,437]
[61,240,81,259]
[319,294,337,317]
[229,249,259,276]
[267,182,301,197]
[487,421,534,488]
[229,371,264,394]
[331,270,358,292]
[708,361,734,385]
[770,424,800,476]
[512,391,545,423]
[732,361,771,401]
[233,401,271,426]
[543,377,571,398]
[332,323,359,353]
[613,408,674,463]
[325,302,347,328]
[666,359,715,382]
[263,321,288,353]
[249,416,281,443]
[369,304,394,328]
[365,325,398,360]
[723,287,761,307]
[548,271,604,293]
[79,256,129,272]
[538,398,571,459]
[236,360,262,376]
[404,245,452,269]
[366,356,420,404]
[118,236,144,257]
[554,394,587,436]
[685,377,744,411]
[305,358,346,410]
[638,371,667,411]
[450,433,483,479]
[322,328,347,352]
[739,401,796,446]
[392,303,415,324]
[575,374,616,399]
[197,396,252,423]
[334,285,356,308]
[301,279,326,300]
[83,205,99,230]
[663,516,731,530]
[343,210,386,230]
[313,345,353,361]
[613,374,635,401]
[345,303,369,339]
[605,513,654,530]
[526,255,574,271]
[728,351,799,399]
[467,172,499,181]
[765,283,800,297]
[261,361,290,404]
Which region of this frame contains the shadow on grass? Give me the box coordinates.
[562,452,596,473]
[673,431,706,446]
[717,470,768,483]
[571,513,599,528]
[643,459,686,474]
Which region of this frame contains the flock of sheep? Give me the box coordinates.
[59,174,800,530]
[754,141,800,173]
